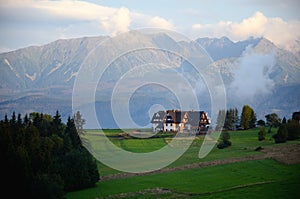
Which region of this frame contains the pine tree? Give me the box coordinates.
[65,116,82,149]
[52,110,63,136]
[10,111,16,126]
[74,111,86,135]
[216,109,226,131]
[23,114,30,128]
[4,114,9,124]
[282,117,287,124]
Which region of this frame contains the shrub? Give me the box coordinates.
[217,131,232,149]
[273,124,288,143]
[286,120,300,140]
[258,126,266,141]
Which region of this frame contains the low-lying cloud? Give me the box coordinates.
[229,45,276,100]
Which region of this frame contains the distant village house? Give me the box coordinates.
[151,110,211,133]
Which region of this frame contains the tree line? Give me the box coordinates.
[216,105,256,130]
[216,105,300,144]
[259,112,300,143]
[0,111,99,199]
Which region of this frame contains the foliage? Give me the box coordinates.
[265,113,281,133]
[256,119,265,126]
[240,105,256,129]
[216,108,239,130]
[215,109,226,131]
[286,120,300,140]
[273,124,288,143]
[217,130,232,149]
[224,108,239,130]
[0,111,99,198]
[74,111,86,135]
[258,126,266,141]
[292,111,300,121]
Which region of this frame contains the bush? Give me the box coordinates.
[217,131,232,149]
[217,140,232,149]
[273,124,288,143]
[286,120,300,140]
[258,126,266,141]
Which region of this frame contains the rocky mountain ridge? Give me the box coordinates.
[0,32,299,128]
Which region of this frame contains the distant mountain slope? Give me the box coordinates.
[0,36,107,90]
[0,32,299,128]
[196,36,261,60]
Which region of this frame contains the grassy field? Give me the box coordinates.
[66,128,300,199]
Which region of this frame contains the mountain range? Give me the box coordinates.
[0,32,299,128]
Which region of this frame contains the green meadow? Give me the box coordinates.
[66,128,300,199]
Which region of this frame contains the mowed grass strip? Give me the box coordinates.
[66,159,300,199]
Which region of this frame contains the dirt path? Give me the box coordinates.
[100,143,300,182]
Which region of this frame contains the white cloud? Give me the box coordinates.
[231,12,268,38]
[230,46,276,101]
[102,7,132,35]
[147,16,174,30]
[192,12,300,51]
[0,0,175,50]
[1,1,298,52]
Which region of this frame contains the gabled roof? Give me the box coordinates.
[187,111,203,126]
[151,111,165,123]
[165,110,187,123]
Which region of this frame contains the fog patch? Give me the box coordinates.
[229,45,276,101]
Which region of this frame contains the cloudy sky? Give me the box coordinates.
[0,0,299,52]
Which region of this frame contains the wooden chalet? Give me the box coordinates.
[151,110,211,133]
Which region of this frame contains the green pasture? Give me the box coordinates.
[66,159,300,199]
[86,128,290,176]
[67,128,300,198]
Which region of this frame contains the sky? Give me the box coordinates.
[0,0,299,52]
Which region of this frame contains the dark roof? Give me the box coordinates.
[187,111,203,126]
[151,111,165,123]
[165,110,187,123]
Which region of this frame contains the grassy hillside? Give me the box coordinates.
[92,128,289,176]
[66,128,300,198]
[66,159,300,199]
